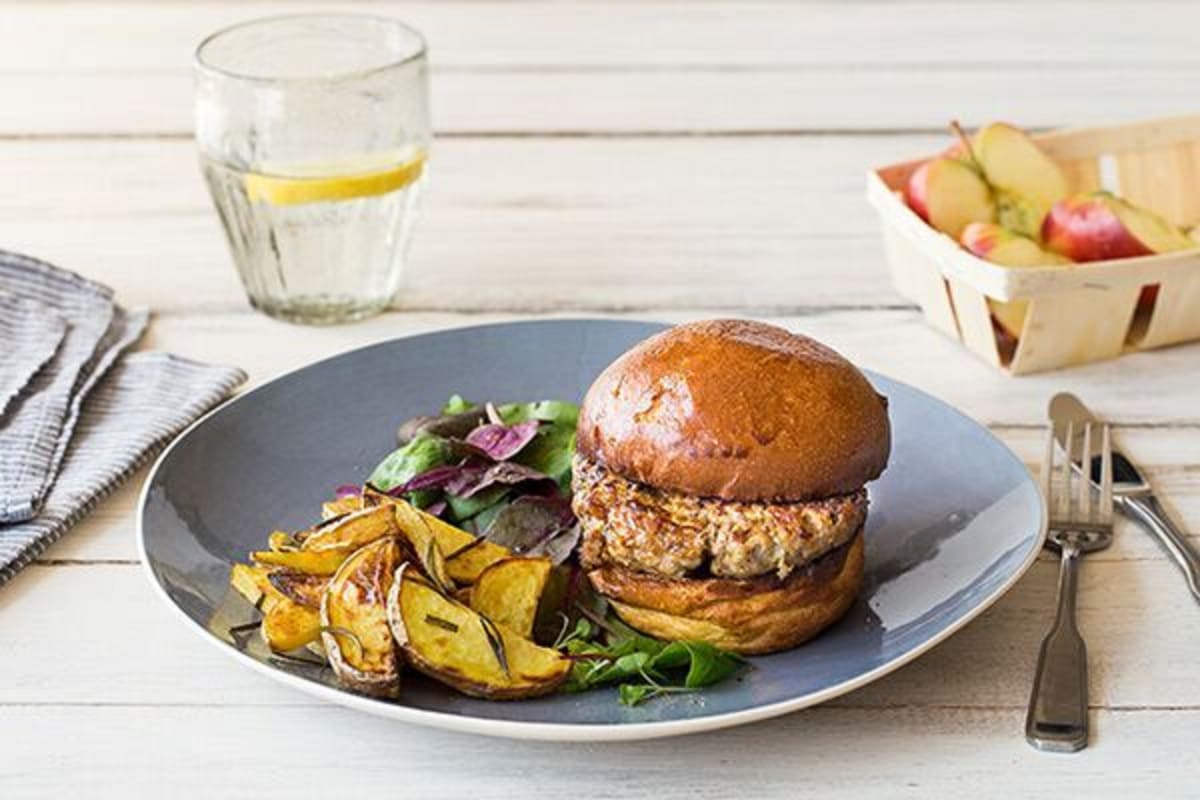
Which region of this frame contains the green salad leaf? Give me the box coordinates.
[445,484,509,524]
[514,423,576,489]
[560,617,746,706]
[441,394,476,415]
[496,400,580,427]
[368,434,453,493]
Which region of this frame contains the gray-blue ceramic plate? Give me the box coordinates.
[138,319,1045,741]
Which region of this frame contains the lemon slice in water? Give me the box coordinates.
[244,149,427,206]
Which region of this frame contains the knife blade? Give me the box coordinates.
[1048,392,1200,603]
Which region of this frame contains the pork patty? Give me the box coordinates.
[572,454,867,580]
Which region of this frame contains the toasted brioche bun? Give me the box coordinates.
[588,531,864,655]
[576,319,890,502]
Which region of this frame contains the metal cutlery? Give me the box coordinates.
[1049,393,1200,603]
[1026,419,1113,753]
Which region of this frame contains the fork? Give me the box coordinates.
[1026,421,1113,753]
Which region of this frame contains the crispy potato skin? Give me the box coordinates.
[267,570,328,608]
[320,538,404,698]
[589,531,864,655]
[389,567,570,700]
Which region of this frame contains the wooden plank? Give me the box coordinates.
[2,3,1199,135]
[0,135,932,313]
[1,557,1199,709]
[0,704,1196,797]
[6,68,1200,136]
[7,3,1198,71]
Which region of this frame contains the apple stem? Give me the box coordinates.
[950,120,985,174]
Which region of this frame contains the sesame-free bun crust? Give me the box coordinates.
[577,319,890,502]
[588,531,864,655]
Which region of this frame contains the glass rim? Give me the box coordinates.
[194,12,427,85]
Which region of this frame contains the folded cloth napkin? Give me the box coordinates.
[0,250,246,584]
[0,353,246,585]
[0,252,130,523]
[0,294,66,418]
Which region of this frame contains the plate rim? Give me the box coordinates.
[136,317,1048,742]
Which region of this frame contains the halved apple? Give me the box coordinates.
[972,122,1069,238]
[905,157,996,238]
[960,222,1072,339]
[1042,192,1193,262]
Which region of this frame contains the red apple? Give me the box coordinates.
[1042,192,1193,262]
[905,157,996,239]
[961,222,1071,339]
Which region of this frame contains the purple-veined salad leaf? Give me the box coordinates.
[334,484,360,499]
[465,419,540,461]
[482,495,579,564]
[368,395,581,525]
[397,463,471,493]
[396,409,486,446]
[446,461,553,498]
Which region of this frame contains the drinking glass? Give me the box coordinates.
[194,14,430,324]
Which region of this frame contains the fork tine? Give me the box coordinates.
[1042,425,1056,511]
[1060,421,1074,520]
[1078,423,1093,521]
[1100,424,1114,522]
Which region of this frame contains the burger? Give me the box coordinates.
[571,319,890,655]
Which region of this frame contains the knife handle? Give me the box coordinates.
[1120,494,1200,603]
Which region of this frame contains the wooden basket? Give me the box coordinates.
[866,115,1200,375]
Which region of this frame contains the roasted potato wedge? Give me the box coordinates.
[267,569,328,608]
[470,557,552,639]
[230,563,275,610]
[262,599,321,652]
[302,505,399,552]
[323,494,363,519]
[388,565,570,699]
[391,500,511,585]
[320,537,404,697]
[229,564,322,650]
[267,530,297,551]
[253,547,350,576]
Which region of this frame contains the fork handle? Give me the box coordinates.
[1026,541,1089,753]
[1119,494,1200,603]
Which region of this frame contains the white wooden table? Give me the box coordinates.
[2,3,1198,796]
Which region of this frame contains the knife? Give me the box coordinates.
[1049,392,1200,603]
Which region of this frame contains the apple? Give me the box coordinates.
[1042,191,1193,262]
[971,123,1070,239]
[905,157,996,239]
[960,222,1072,339]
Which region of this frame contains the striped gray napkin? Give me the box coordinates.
[0,353,246,585]
[0,250,246,584]
[0,294,66,419]
[0,253,127,523]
